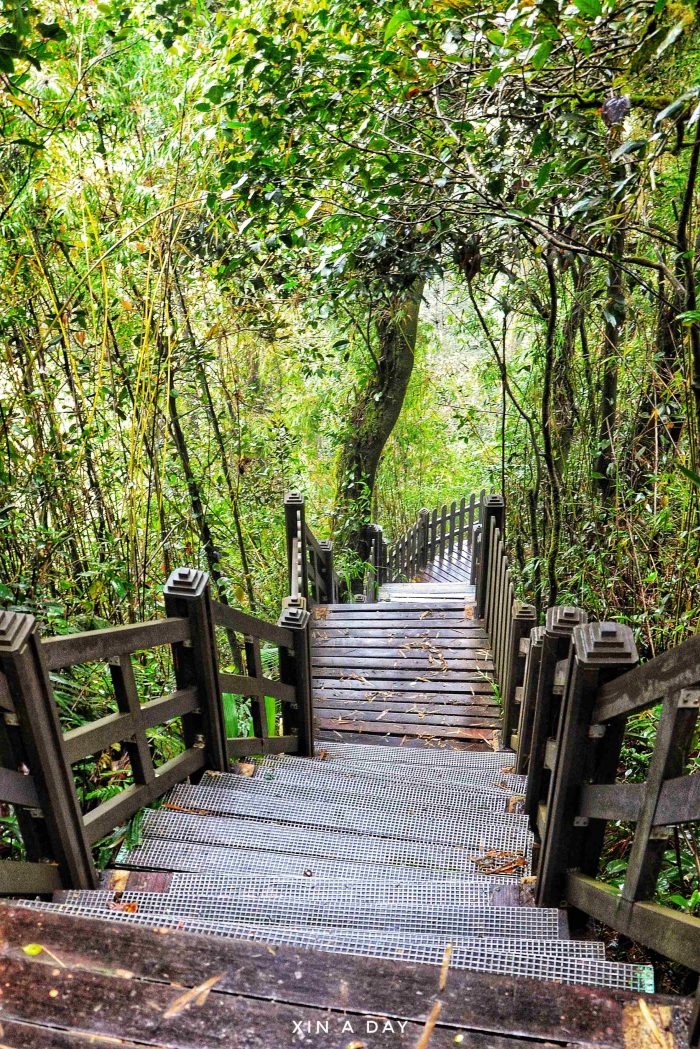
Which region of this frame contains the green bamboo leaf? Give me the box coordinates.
[678,463,700,487]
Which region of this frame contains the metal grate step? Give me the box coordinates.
[261,753,526,793]
[161,783,531,855]
[314,741,513,765]
[18,902,653,993]
[118,839,512,882]
[31,892,566,938]
[202,768,514,815]
[106,872,520,897]
[129,809,532,878]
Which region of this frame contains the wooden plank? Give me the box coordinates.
[42,618,190,670]
[227,735,297,757]
[593,633,700,723]
[318,602,470,613]
[315,729,493,751]
[219,672,295,704]
[0,767,40,808]
[313,678,496,694]
[315,696,500,713]
[0,859,62,894]
[438,503,448,557]
[313,627,488,640]
[311,656,494,671]
[656,771,700,825]
[62,688,199,765]
[110,654,155,787]
[0,953,436,1049]
[312,637,490,651]
[622,688,698,902]
[317,709,501,727]
[579,782,644,822]
[565,872,700,971]
[0,1018,165,1048]
[317,717,496,739]
[212,599,293,649]
[3,903,688,1049]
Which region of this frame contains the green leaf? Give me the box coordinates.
[678,463,700,487]
[572,0,602,16]
[530,41,553,70]
[384,9,413,42]
[486,29,505,46]
[654,91,699,127]
[655,21,687,59]
[610,139,646,163]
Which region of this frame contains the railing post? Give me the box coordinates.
[469,524,481,586]
[418,508,430,569]
[278,599,314,758]
[318,540,336,604]
[524,606,588,833]
[284,491,308,603]
[515,625,545,774]
[164,568,228,773]
[476,495,504,619]
[502,601,537,750]
[0,611,96,888]
[537,621,638,907]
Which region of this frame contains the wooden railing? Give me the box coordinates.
[0,565,313,895]
[478,497,536,745]
[363,491,486,599]
[515,614,700,1007]
[284,492,339,606]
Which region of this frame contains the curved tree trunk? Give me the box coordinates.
[335,279,424,567]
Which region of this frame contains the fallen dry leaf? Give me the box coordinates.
[416,1000,443,1049]
[163,975,223,1019]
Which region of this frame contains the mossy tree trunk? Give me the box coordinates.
[335,279,424,571]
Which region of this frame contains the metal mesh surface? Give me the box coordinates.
[28,891,563,937]
[205,764,521,812]
[314,742,512,765]
[203,770,511,813]
[118,840,511,882]
[283,755,525,792]
[162,783,531,855]
[136,808,532,876]
[17,902,653,992]
[109,872,520,899]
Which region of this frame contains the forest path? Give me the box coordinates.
[313,545,499,749]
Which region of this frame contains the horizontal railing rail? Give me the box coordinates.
[0,566,313,896]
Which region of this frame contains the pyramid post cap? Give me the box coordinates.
[0,610,37,655]
[163,567,209,600]
[545,606,588,638]
[573,621,638,667]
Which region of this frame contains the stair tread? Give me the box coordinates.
[18,900,654,993]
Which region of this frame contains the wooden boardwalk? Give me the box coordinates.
[313,547,500,748]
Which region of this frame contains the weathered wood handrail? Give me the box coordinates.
[0,565,314,895]
[534,620,700,975]
[284,492,339,606]
[477,500,536,747]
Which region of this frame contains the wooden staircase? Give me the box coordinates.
[0,491,698,1048]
